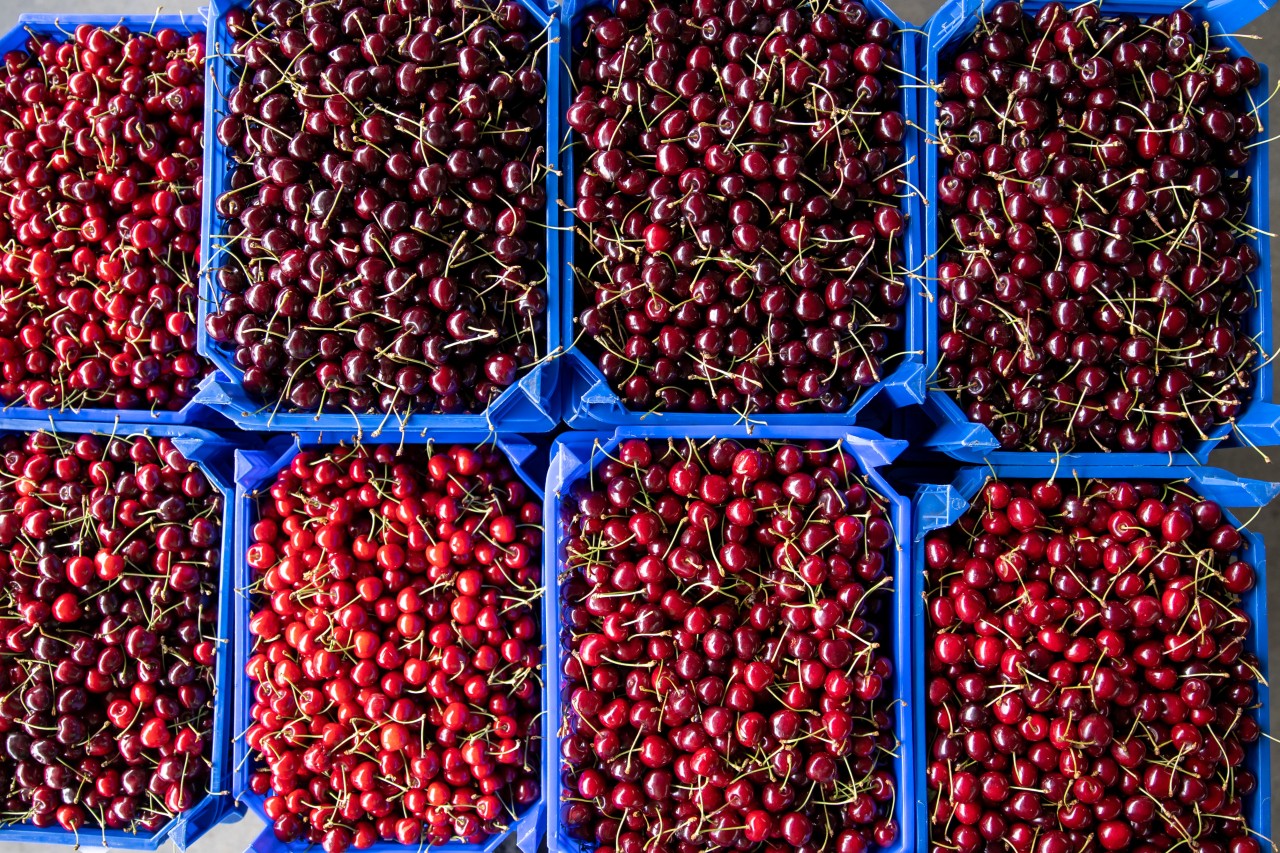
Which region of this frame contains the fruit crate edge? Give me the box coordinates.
[542,425,917,853]
[910,463,1276,852]
[0,12,217,428]
[917,0,1280,464]
[196,0,563,434]
[554,0,928,429]
[230,431,548,853]
[0,417,242,851]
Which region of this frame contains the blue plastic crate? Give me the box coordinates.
[197,0,562,433]
[556,0,927,429]
[911,463,1276,852]
[543,425,916,853]
[231,432,547,853]
[920,0,1279,464]
[0,13,214,428]
[0,417,241,851]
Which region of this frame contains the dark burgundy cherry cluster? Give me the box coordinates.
[570,0,909,416]
[925,478,1263,853]
[245,443,542,853]
[560,438,899,853]
[206,0,549,417]
[0,433,222,834]
[934,1,1264,452]
[0,25,208,412]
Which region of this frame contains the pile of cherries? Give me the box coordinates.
[0,432,223,834]
[560,438,900,853]
[925,478,1264,853]
[206,0,550,416]
[244,443,542,852]
[569,0,909,416]
[0,25,209,412]
[934,1,1264,452]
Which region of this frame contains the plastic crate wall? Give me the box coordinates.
[197,0,562,434]
[911,463,1276,851]
[543,426,915,853]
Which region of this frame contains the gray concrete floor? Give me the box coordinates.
[0,0,1273,850]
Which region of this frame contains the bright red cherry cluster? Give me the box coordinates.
[560,438,900,853]
[925,477,1263,853]
[0,432,222,834]
[206,0,549,416]
[934,1,1263,452]
[570,0,910,416]
[0,25,209,412]
[244,443,542,853]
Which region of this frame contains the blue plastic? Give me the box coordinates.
[0,418,241,851]
[911,463,1276,852]
[556,1,926,428]
[231,432,547,853]
[0,13,214,428]
[543,426,915,853]
[198,0,562,433]
[921,0,1279,464]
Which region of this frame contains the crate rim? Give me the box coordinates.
[0,11,215,428]
[556,0,928,428]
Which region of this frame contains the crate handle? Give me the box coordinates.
[496,366,556,425]
[581,374,622,407]
[924,420,999,458]
[1194,470,1280,508]
[844,432,909,469]
[499,434,538,470]
[514,801,547,853]
[235,442,297,488]
[882,360,927,407]
[1229,401,1280,457]
[913,483,971,538]
[1205,0,1276,35]
[194,372,235,406]
[547,433,598,492]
